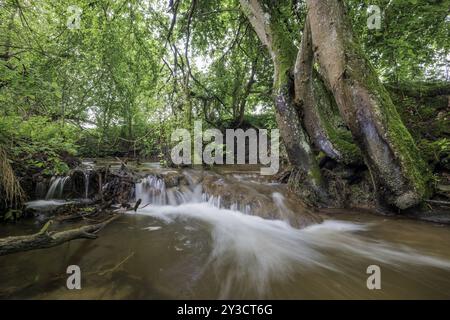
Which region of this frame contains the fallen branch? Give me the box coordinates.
[0,213,123,256]
[424,199,450,206]
[97,251,135,276]
[115,156,128,170]
[48,251,136,284]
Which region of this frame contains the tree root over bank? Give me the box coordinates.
[0,213,123,256]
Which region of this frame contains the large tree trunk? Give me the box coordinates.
[306,0,431,209]
[240,0,326,203]
[294,19,361,165]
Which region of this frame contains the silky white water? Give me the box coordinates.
[45,176,70,200]
[132,202,450,297]
[3,168,450,299]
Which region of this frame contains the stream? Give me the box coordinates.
[1,161,450,299]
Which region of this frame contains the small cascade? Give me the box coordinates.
[45,176,70,200]
[135,175,168,205]
[34,181,47,199]
[166,186,191,205]
[272,192,298,223]
[201,193,252,214]
[84,171,90,199]
[134,174,259,216]
[135,174,252,211]
[132,171,320,228]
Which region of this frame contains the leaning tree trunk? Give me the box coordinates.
[306,0,431,209]
[240,0,326,203]
[294,19,361,165]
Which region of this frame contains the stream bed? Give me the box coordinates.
[1,163,450,299]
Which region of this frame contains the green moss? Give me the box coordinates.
[418,138,450,171]
[312,73,363,164]
[389,88,449,141]
[348,40,432,199]
[308,165,323,187]
[264,2,298,90]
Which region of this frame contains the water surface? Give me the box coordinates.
[1,168,450,299]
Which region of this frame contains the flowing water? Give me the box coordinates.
[1,164,450,299]
[45,176,70,200]
[83,171,90,199]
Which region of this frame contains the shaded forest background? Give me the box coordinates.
[0,0,449,215]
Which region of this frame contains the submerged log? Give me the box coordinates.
[0,213,123,256]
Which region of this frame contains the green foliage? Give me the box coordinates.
[389,83,449,174]
[348,0,449,82]
[419,138,450,170]
[3,209,22,221]
[0,0,447,181]
[0,116,78,175]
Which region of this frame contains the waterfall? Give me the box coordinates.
[135,175,228,209]
[45,176,70,200]
[134,174,253,215]
[135,176,167,205]
[272,192,297,222]
[132,171,321,229]
[84,171,90,199]
[34,181,47,199]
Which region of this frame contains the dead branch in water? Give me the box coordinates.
[424,199,450,207]
[96,251,135,276]
[48,251,136,284]
[0,213,123,256]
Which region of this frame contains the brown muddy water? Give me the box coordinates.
[1,164,450,299]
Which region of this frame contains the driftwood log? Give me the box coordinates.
[0,213,122,256]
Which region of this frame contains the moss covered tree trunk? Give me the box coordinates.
[240,0,326,203]
[294,19,361,165]
[306,0,431,209]
[240,0,431,210]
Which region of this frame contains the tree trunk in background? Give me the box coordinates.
[240,0,326,203]
[306,0,431,209]
[237,57,258,127]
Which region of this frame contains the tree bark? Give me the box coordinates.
[306,0,431,209]
[294,19,361,165]
[237,57,258,127]
[240,0,325,202]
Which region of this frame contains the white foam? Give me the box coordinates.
[130,202,450,297]
[25,200,72,210]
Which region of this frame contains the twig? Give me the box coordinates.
[424,199,450,206]
[97,252,135,276]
